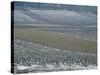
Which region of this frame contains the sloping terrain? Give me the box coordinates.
[14,28,97,53]
[14,39,97,73]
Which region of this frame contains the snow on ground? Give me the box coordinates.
[16,63,97,73]
[14,39,97,73]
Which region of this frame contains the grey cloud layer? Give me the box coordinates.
[14,8,97,25]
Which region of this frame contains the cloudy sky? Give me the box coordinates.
[12,1,97,41]
[13,1,97,26]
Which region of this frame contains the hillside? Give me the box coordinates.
[14,27,97,53]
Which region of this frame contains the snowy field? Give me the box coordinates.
[14,39,97,73]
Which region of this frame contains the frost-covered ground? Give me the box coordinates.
[14,39,97,73]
